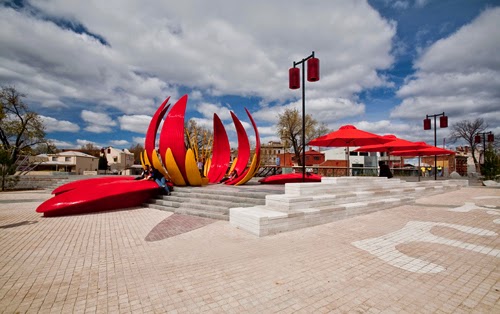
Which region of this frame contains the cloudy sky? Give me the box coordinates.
[1,0,499,150]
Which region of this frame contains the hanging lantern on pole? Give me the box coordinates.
[439,115,448,128]
[487,133,494,142]
[423,118,431,130]
[307,57,320,82]
[474,135,481,144]
[289,67,300,89]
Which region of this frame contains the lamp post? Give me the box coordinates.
[289,51,320,182]
[474,131,495,172]
[423,112,448,180]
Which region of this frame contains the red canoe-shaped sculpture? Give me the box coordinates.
[37,180,160,217]
[52,176,135,195]
[258,173,322,184]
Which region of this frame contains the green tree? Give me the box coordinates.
[32,141,59,155]
[0,147,19,191]
[276,108,331,166]
[0,86,47,164]
[481,144,500,181]
[0,87,48,189]
[98,153,108,172]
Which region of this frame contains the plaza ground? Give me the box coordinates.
[0,183,499,313]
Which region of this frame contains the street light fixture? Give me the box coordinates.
[474,131,495,171]
[289,51,320,182]
[423,112,448,180]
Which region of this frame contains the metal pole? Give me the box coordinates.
[292,51,315,182]
[301,60,306,182]
[434,115,437,180]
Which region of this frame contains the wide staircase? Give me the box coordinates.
[230,177,468,236]
[143,184,285,221]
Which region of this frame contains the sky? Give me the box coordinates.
[1,0,499,151]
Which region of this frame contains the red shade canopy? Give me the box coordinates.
[392,146,455,157]
[354,135,428,153]
[308,125,392,147]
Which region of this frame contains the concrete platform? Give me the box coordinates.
[0,184,499,313]
[230,177,468,237]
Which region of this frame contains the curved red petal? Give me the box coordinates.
[145,97,170,164]
[224,112,250,185]
[158,95,188,181]
[207,113,230,183]
[227,108,261,185]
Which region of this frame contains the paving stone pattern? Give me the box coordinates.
[145,214,217,242]
[0,187,499,313]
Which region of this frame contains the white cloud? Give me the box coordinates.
[0,0,394,112]
[252,97,365,126]
[81,110,116,133]
[48,139,74,148]
[391,7,500,127]
[109,140,130,147]
[76,139,97,147]
[132,136,145,145]
[195,102,232,121]
[40,115,80,132]
[118,115,151,133]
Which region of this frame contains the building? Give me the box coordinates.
[103,147,135,174]
[261,141,285,165]
[30,151,99,174]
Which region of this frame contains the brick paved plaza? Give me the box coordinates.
[0,186,499,313]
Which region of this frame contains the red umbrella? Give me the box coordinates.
[354,135,429,168]
[392,145,455,181]
[391,146,455,157]
[309,125,392,147]
[308,125,392,175]
[354,135,428,153]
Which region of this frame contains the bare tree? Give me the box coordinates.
[185,119,213,161]
[80,143,100,157]
[277,108,331,166]
[0,86,47,164]
[128,143,144,164]
[448,118,486,167]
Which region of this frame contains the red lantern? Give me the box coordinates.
[487,133,494,142]
[307,57,320,82]
[423,118,431,130]
[474,135,481,144]
[440,115,448,128]
[289,67,300,89]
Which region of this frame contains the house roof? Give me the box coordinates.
[44,151,98,158]
[37,151,99,158]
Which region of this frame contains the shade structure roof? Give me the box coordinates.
[391,146,456,157]
[354,135,429,153]
[308,125,392,147]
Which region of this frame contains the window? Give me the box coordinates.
[65,157,71,162]
[359,152,368,156]
[349,152,358,156]
[113,157,118,162]
[314,156,320,160]
[51,157,57,161]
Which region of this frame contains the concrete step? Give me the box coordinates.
[174,208,229,221]
[230,178,467,237]
[144,185,270,220]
